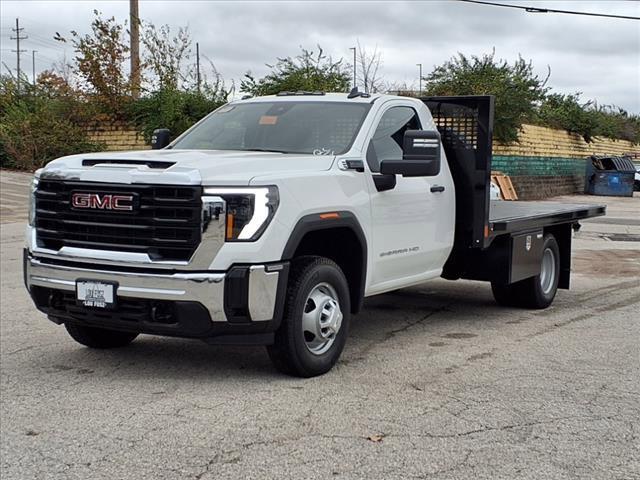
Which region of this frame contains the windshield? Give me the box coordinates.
[172,101,370,155]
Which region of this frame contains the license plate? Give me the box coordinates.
[76,280,117,309]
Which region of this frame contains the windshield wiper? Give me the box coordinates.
[241,148,291,154]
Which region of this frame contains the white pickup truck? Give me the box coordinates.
[24,92,604,376]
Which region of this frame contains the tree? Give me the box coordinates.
[140,22,192,91]
[424,51,550,143]
[241,46,351,96]
[356,41,384,93]
[55,10,131,114]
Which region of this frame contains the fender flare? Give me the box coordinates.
[281,211,368,313]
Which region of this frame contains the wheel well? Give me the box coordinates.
[291,227,365,313]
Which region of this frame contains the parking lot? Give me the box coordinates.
[1,169,639,479]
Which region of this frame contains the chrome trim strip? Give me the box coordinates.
[248,265,280,321]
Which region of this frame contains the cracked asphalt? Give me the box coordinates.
[1,170,639,479]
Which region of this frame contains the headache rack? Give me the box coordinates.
[420,95,494,250]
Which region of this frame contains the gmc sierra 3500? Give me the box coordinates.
[24,93,605,377]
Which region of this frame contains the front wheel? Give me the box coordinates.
[492,233,560,309]
[267,256,351,377]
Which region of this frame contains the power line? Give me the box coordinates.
[458,0,640,20]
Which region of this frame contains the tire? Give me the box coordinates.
[267,256,351,377]
[491,233,560,310]
[64,323,138,349]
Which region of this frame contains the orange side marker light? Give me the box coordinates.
[319,212,340,220]
[226,213,235,240]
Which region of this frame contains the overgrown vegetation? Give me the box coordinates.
[241,46,351,96]
[0,76,104,170]
[1,10,637,170]
[535,93,640,143]
[423,51,640,144]
[54,11,132,115]
[1,11,230,169]
[128,84,228,143]
[424,52,550,143]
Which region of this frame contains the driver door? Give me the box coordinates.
[365,103,450,294]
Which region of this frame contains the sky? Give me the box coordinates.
[1,0,639,112]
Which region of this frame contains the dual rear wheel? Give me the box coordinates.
[491,233,560,309]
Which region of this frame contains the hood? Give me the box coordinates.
[39,149,335,185]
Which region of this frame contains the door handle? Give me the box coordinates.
[430,185,445,193]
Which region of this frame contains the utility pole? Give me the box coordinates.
[129,0,141,98]
[32,50,37,85]
[417,63,423,95]
[10,18,28,93]
[196,42,201,93]
[349,46,356,89]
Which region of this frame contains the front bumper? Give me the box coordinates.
[24,252,288,343]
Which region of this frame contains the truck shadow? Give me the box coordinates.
[41,280,503,379]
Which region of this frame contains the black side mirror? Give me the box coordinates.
[151,129,171,149]
[380,130,441,177]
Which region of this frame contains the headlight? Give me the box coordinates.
[203,186,279,241]
[28,176,39,226]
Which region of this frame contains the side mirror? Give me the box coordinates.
[379,130,441,177]
[151,129,171,149]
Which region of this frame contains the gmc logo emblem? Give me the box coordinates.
[71,193,135,211]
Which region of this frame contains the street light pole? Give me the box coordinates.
[417,63,423,95]
[32,50,37,85]
[349,47,357,89]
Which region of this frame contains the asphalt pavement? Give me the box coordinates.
[1,170,639,479]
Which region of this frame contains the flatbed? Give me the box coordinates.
[424,96,605,293]
[489,201,606,234]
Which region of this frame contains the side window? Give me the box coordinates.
[367,106,422,173]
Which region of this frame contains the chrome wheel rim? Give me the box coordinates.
[302,282,343,355]
[540,248,556,295]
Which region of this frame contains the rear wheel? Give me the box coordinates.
[492,233,560,309]
[65,323,138,349]
[267,256,350,377]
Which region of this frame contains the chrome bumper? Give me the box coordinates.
[25,255,283,323]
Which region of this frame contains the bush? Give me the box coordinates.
[535,93,640,143]
[0,76,104,170]
[128,87,227,143]
[241,46,351,96]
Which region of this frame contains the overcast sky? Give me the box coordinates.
[1,0,639,111]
